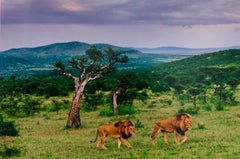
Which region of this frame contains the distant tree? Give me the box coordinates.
[54,46,128,127]
[188,85,203,107]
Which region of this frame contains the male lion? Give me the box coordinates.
[151,113,192,145]
[91,120,135,149]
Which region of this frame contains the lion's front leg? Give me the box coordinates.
[119,137,131,148]
[118,138,122,149]
[173,131,180,145]
[180,134,188,144]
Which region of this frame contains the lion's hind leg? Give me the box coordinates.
[97,134,108,149]
[151,124,161,145]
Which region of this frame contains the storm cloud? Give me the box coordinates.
[2,0,240,26]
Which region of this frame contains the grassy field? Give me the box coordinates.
[1,97,240,159]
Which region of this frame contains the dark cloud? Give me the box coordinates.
[2,0,240,26]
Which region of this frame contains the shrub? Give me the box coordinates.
[0,145,21,157]
[99,108,114,117]
[0,114,18,136]
[215,102,224,111]
[197,123,205,129]
[0,95,42,117]
[83,93,104,111]
[178,106,199,115]
[202,105,212,111]
[118,105,136,115]
[21,96,41,116]
[135,119,144,128]
[99,105,136,117]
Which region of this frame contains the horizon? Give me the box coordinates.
[1,40,240,53]
[1,1,240,51]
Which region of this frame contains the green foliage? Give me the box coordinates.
[0,114,18,136]
[197,123,205,129]
[135,119,144,128]
[178,106,199,115]
[0,145,21,158]
[99,105,136,117]
[118,105,136,115]
[215,101,224,111]
[0,95,42,117]
[99,108,114,117]
[82,93,104,111]
[21,96,41,116]
[202,104,212,111]
[0,76,73,98]
[151,81,170,93]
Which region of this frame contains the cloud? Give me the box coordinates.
[2,0,240,26]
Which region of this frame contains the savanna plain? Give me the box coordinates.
[1,94,240,159]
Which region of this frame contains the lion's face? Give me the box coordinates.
[182,114,192,130]
[126,125,135,135]
[115,120,135,138]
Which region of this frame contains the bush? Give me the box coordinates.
[202,105,212,111]
[197,123,205,129]
[99,108,114,117]
[99,105,136,117]
[0,145,21,157]
[0,114,18,136]
[118,105,136,115]
[0,95,42,117]
[135,119,144,128]
[215,102,224,111]
[83,93,104,111]
[178,106,199,115]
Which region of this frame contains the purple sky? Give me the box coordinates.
[1,0,240,51]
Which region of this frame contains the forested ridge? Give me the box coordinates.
[0,49,239,116]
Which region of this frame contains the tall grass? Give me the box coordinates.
[1,102,240,158]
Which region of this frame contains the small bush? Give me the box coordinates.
[118,105,136,115]
[135,119,144,128]
[202,105,212,111]
[178,106,199,115]
[215,102,224,111]
[99,105,136,117]
[197,123,205,129]
[0,114,18,136]
[99,108,114,117]
[0,145,21,157]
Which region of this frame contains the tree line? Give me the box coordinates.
[0,48,239,127]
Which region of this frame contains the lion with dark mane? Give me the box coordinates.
[91,120,135,149]
[151,113,192,145]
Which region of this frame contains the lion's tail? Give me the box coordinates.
[90,129,99,143]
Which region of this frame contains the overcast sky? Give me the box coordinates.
[1,0,240,51]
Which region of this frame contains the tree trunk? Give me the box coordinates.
[66,80,87,128]
[113,90,119,116]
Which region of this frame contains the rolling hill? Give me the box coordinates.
[0,41,189,77]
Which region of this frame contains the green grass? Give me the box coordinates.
[1,102,240,159]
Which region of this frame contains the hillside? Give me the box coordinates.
[0,42,188,77]
[155,49,240,75]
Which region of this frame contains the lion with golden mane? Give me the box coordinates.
[151,113,192,145]
[91,120,135,149]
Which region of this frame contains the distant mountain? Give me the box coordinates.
[135,46,240,55]
[0,41,143,77]
[1,41,189,77]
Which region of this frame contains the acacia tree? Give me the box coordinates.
[54,46,128,128]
